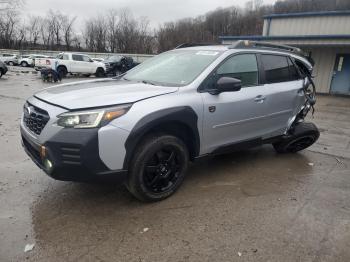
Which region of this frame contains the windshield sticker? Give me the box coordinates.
[196,51,219,56]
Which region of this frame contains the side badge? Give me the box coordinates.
[209,106,216,113]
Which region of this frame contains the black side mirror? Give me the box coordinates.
[209,77,242,95]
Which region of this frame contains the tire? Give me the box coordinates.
[95,67,105,78]
[21,61,28,67]
[83,74,91,77]
[0,69,3,78]
[8,61,14,66]
[57,66,68,78]
[273,122,320,153]
[126,134,189,202]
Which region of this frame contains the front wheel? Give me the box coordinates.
[126,135,189,202]
[0,69,3,78]
[21,61,28,67]
[273,122,320,153]
[95,68,105,78]
[8,61,14,66]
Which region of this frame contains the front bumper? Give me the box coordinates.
[21,126,127,182]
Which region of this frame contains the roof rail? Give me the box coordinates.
[230,40,303,54]
[175,43,220,49]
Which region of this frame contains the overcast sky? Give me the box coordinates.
[23,0,277,29]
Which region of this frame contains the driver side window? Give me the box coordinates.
[205,54,259,90]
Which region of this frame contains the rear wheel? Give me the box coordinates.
[273,122,320,153]
[126,135,189,202]
[21,61,28,67]
[57,66,67,78]
[8,61,14,66]
[0,69,3,78]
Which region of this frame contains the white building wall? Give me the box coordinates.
[265,16,350,36]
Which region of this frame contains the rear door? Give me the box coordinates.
[259,54,304,136]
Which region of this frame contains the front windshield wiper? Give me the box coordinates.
[141,80,156,86]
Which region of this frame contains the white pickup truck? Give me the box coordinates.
[34,52,106,78]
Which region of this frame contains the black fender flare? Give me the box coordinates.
[123,106,200,169]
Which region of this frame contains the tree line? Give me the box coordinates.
[1,0,350,54]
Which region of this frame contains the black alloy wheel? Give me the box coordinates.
[127,135,189,202]
[143,145,182,194]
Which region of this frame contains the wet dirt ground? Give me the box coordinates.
[0,70,350,262]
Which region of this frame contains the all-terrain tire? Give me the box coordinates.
[126,134,189,202]
[273,122,320,153]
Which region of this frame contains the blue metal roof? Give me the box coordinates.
[219,35,350,41]
[264,10,350,19]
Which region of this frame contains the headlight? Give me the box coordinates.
[56,104,131,128]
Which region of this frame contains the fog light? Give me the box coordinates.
[44,159,53,170]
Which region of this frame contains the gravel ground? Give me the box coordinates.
[0,70,350,262]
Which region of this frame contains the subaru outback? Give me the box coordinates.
[20,41,319,202]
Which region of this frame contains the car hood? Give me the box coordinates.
[34,78,178,110]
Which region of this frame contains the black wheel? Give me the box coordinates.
[127,135,189,202]
[273,122,320,153]
[21,61,28,67]
[8,61,14,66]
[83,74,91,77]
[95,68,105,78]
[57,66,67,78]
[0,69,3,78]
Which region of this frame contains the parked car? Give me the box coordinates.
[34,52,106,78]
[20,41,319,202]
[104,55,138,76]
[19,54,49,67]
[92,58,104,63]
[0,53,19,66]
[0,61,8,78]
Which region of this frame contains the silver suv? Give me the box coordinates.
[20,41,319,201]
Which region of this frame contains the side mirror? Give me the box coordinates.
[210,77,242,95]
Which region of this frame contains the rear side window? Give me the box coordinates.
[72,54,83,61]
[261,55,290,83]
[288,58,301,81]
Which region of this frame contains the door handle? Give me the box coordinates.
[254,95,266,103]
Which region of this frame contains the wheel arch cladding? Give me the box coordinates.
[123,106,200,169]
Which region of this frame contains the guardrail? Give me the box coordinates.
[0,49,154,63]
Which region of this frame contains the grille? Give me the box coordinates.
[23,103,50,135]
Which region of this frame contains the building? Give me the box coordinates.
[219,11,350,95]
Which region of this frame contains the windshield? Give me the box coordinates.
[123,50,222,86]
[107,55,123,62]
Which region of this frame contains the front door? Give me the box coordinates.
[200,53,271,154]
[331,54,350,95]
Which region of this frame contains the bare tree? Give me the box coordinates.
[61,15,77,50]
